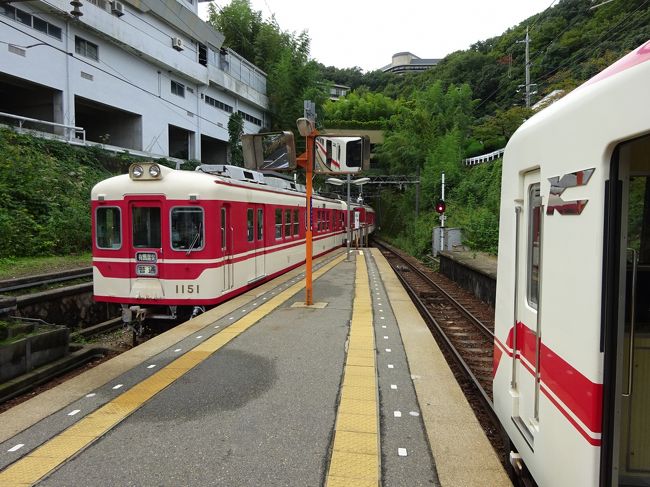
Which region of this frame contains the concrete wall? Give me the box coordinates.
[439,253,496,307]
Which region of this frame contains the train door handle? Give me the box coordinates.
[623,248,638,397]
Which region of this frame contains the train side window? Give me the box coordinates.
[96,207,121,249]
[257,208,263,241]
[275,209,282,239]
[247,208,254,242]
[285,209,291,238]
[220,208,226,250]
[527,183,542,308]
[171,207,204,251]
[293,209,299,236]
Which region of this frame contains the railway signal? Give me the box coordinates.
[435,200,446,214]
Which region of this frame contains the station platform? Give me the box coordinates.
[0,249,509,487]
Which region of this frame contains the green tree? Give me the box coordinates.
[228,112,244,166]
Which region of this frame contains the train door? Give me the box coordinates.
[254,205,265,281]
[221,205,233,292]
[611,134,650,486]
[130,200,163,280]
[511,170,542,448]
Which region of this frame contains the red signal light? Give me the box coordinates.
[435,200,446,214]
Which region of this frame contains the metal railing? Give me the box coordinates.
[0,111,85,142]
[463,148,505,166]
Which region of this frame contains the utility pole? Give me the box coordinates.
[440,172,445,253]
[415,165,420,219]
[517,27,536,108]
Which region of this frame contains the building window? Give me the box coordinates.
[205,95,233,113]
[238,110,262,127]
[1,6,62,40]
[198,42,207,67]
[171,80,185,98]
[75,36,99,61]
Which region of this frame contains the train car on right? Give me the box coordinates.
[493,40,650,487]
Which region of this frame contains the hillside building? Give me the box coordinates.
[0,0,267,163]
[381,52,440,74]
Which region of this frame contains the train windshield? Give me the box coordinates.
[171,207,204,251]
[96,207,121,249]
[132,207,161,248]
[346,139,362,167]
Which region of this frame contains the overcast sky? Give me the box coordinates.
[199,1,555,72]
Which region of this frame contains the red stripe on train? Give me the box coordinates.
[494,323,603,442]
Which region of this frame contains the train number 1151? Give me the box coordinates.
[175,284,200,294]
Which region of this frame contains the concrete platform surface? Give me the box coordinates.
[0,248,509,487]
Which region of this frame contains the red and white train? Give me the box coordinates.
[91,163,374,331]
[493,40,650,486]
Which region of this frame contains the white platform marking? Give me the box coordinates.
[383,336,389,339]
[382,326,387,329]
[390,384,397,390]
[85,393,96,398]
[174,348,182,352]
[380,317,385,320]
[68,409,80,416]
[112,384,123,390]
[385,349,391,352]
[393,411,402,417]
[409,411,420,417]
[388,364,394,369]
[7,444,24,452]
[196,336,203,339]
[398,448,408,457]
[214,325,220,329]
[147,364,156,369]
[229,317,234,320]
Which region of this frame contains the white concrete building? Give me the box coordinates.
[0,0,267,163]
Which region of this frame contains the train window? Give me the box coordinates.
[257,208,263,240]
[132,207,161,248]
[247,209,254,242]
[96,207,121,249]
[285,209,291,238]
[221,208,226,250]
[275,209,282,239]
[527,183,542,308]
[171,207,204,251]
[293,209,299,236]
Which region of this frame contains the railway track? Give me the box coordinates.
[373,240,504,446]
[0,267,93,294]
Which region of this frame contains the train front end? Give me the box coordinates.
[91,162,216,333]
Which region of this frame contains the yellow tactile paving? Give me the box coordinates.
[336,412,378,434]
[326,252,380,485]
[326,476,378,487]
[332,431,378,456]
[0,253,347,486]
[29,435,93,458]
[328,451,379,482]
[346,356,375,367]
[338,397,377,416]
[342,374,376,390]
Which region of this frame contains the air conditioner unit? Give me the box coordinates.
[172,37,183,51]
[111,1,125,16]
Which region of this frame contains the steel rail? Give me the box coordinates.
[375,241,494,339]
[375,241,497,423]
[0,268,93,293]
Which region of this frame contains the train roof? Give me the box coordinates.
[91,164,344,206]
[504,40,650,176]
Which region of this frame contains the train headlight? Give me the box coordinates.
[148,164,161,178]
[132,165,144,178]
